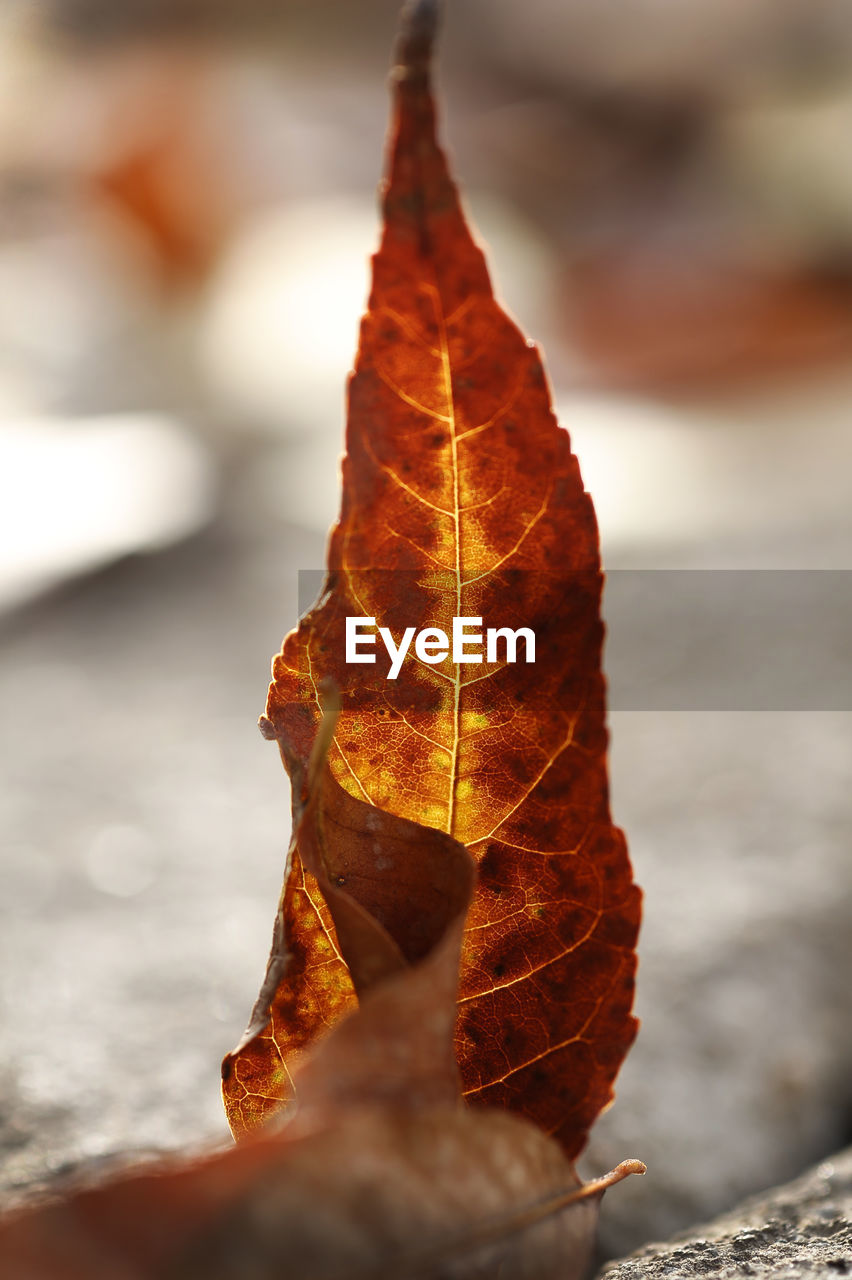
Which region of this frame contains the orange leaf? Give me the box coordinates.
[223,0,641,1158]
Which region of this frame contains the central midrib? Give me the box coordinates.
[435,285,463,838]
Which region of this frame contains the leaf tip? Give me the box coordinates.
[396,0,441,76]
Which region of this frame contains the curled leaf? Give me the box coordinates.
[223,685,477,1122]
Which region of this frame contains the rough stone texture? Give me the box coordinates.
[600,1146,852,1280]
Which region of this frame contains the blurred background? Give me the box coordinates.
[1,0,851,1261]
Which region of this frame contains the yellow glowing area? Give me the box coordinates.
[462,711,489,733]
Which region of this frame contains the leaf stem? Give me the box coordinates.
[484,1159,647,1241]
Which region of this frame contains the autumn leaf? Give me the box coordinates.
[0,701,643,1279]
[223,0,641,1160]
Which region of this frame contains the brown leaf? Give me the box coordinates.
[165,1111,621,1280]
[224,0,641,1158]
[0,1110,641,1280]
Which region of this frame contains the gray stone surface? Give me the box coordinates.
[0,504,319,1201]
[586,696,852,1257]
[601,1146,852,1280]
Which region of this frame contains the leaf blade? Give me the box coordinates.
[227,1,640,1157]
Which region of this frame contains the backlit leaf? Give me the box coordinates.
[223,0,641,1159]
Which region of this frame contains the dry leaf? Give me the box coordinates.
[0,1123,639,1280]
[224,0,641,1160]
